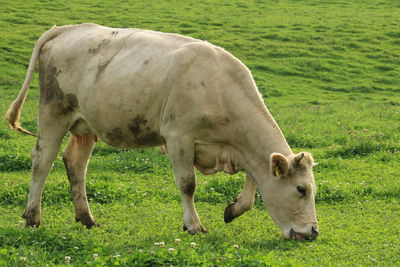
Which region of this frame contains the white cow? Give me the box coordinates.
[6,23,318,240]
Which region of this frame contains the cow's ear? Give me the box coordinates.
[271,153,289,178]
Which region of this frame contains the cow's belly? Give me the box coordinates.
[72,86,166,148]
[69,108,165,149]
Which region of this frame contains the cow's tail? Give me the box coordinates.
[5,24,79,136]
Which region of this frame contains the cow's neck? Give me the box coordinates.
[234,101,292,178]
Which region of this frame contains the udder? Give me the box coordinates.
[194,143,240,175]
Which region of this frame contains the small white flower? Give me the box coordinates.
[93,253,99,260]
[175,238,181,243]
[154,241,165,247]
[233,244,239,249]
[20,257,27,261]
[149,250,156,254]
[74,246,79,250]
[190,242,196,248]
[139,249,144,253]
[168,248,175,253]
[64,256,71,263]
[112,254,121,258]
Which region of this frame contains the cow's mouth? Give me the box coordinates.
[288,229,315,241]
[290,229,306,241]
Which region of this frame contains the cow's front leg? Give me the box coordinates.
[166,136,207,234]
[224,174,256,223]
[63,135,98,228]
[179,173,207,234]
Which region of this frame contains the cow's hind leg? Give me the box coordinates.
[224,175,256,223]
[63,135,98,228]
[22,128,66,227]
[166,135,206,234]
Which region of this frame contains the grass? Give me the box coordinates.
[0,0,399,265]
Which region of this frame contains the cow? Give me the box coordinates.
[5,23,318,241]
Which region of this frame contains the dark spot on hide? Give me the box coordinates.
[39,61,79,115]
[127,115,163,146]
[89,39,110,54]
[201,81,205,87]
[144,59,150,65]
[97,61,112,77]
[180,148,185,157]
[88,47,100,54]
[182,175,196,196]
[106,128,124,145]
[91,38,111,56]
[88,39,116,80]
[169,113,175,122]
[40,62,63,104]
[128,115,148,136]
[111,31,119,36]
[34,140,40,151]
[61,94,79,114]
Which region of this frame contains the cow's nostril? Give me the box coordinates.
[311,226,319,236]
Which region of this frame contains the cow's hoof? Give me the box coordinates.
[22,210,40,228]
[75,214,99,229]
[224,202,236,223]
[183,224,207,235]
[24,218,41,228]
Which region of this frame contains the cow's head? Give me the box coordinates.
[261,152,318,241]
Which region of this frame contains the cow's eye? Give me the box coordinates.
[296,186,306,196]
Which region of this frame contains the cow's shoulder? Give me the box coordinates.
[168,41,229,72]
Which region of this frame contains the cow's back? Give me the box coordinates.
[38,24,204,147]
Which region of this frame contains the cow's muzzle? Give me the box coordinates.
[286,226,319,241]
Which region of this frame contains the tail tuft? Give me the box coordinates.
[5,99,37,136]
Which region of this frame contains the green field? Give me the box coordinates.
[1,0,399,265]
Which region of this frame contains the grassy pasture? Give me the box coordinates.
[0,0,399,265]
